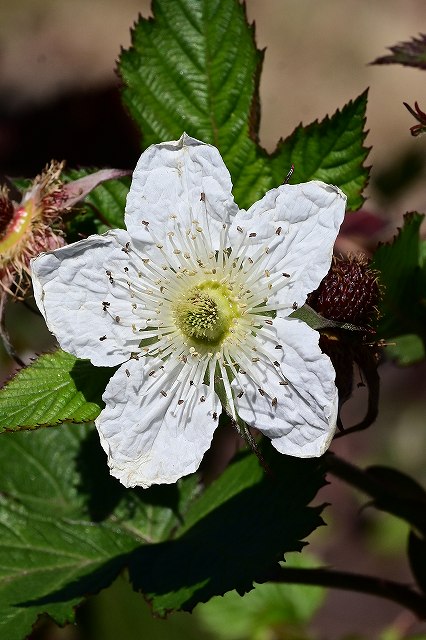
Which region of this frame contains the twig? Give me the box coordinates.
[268,566,426,619]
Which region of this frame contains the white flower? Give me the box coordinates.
[31,134,346,488]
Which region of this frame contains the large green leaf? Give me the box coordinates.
[119,0,270,208]
[0,424,325,639]
[0,497,137,640]
[0,424,129,640]
[0,350,112,432]
[118,0,369,209]
[128,446,325,614]
[372,213,426,356]
[0,423,199,640]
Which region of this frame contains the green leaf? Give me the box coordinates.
[385,334,426,366]
[371,212,426,355]
[88,574,206,640]
[0,424,133,640]
[0,422,325,638]
[119,0,270,209]
[0,425,325,639]
[0,350,112,431]
[372,34,426,69]
[118,0,369,209]
[128,445,325,615]
[0,423,199,640]
[271,91,370,211]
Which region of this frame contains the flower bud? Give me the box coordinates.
[307,255,381,330]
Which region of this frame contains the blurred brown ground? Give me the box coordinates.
[1,2,426,639]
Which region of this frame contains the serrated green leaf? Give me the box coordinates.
[271,91,370,211]
[0,425,325,638]
[118,0,369,209]
[119,0,271,209]
[371,212,426,348]
[372,34,426,69]
[0,350,113,431]
[0,424,324,638]
[128,445,325,615]
[0,423,200,640]
[0,498,138,640]
[0,424,137,640]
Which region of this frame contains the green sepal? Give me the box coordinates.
[290,304,365,333]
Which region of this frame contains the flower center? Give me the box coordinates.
[173,280,240,346]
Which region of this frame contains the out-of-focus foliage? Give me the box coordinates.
[372,33,426,69]
[372,213,426,364]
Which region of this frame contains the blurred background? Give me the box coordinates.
[1,1,426,639]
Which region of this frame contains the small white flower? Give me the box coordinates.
[31,134,346,488]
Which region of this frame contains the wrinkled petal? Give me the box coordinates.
[229,181,346,313]
[96,356,221,487]
[125,133,238,257]
[31,230,143,366]
[233,317,338,457]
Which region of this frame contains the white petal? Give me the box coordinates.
[229,181,346,312]
[233,317,338,457]
[31,230,143,367]
[96,356,221,487]
[125,133,238,254]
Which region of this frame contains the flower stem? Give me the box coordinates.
[267,566,426,619]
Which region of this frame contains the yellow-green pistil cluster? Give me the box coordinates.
[173,281,240,347]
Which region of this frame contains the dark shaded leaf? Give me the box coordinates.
[366,465,426,536]
[128,446,325,614]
